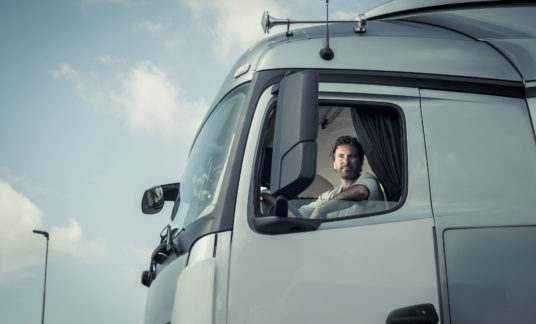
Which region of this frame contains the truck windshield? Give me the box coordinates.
[171,83,248,230]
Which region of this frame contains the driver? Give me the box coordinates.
[300,135,382,219]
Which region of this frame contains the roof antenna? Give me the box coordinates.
[319,0,334,61]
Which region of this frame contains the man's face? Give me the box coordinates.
[333,144,362,181]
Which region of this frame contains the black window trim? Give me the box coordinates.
[251,96,409,227]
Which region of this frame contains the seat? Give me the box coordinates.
[298,174,334,199]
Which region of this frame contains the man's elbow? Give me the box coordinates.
[355,185,370,200]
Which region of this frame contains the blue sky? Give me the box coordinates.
[0,0,385,323]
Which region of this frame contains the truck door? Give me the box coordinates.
[421,90,536,324]
[228,73,440,323]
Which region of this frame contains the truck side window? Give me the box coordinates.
[258,104,403,221]
[171,84,248,229]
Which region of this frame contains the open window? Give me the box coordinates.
[257,101,404,223]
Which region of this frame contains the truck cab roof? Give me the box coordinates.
[215,1,534,103]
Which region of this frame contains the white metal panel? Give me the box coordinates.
[170,233,218,324]
[421,90,536,225]
[188,234,215,265]
[444,227,536,324]
[169,231,232,324]
[228,218,438,323]
[391,5,536,82]
[421,90,536,324]
[214,232,232,324]
[143,256,187,324]
[365,0,500,19]
[256,36,520,81]
[171,258,215,324]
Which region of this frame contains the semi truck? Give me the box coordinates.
[139,1,536,323]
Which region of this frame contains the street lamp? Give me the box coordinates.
[33,230,49,324]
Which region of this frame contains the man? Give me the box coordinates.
[300,135,382,219]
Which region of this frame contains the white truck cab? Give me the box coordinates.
[139,1,536,323]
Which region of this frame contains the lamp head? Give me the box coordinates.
[33,230,49,238]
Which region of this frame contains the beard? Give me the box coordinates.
[337,165,360,181]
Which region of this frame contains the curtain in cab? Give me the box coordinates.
[352,108,403,201]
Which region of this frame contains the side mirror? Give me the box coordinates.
[141,183,180,214]
[270,71,318,199]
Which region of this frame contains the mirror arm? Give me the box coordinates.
[141,243,165,287]
[141,226,184,287]
[274,195,288,217]
[162,183,180,201]
[160,225,182,255]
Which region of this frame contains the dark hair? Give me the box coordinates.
[330,136,364,161]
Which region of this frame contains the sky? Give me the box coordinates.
[0,0,385,323]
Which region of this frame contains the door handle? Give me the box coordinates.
[386,303,439,324]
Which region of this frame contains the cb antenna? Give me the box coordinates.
[319,0,334,61]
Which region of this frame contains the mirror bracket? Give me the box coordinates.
[274,195,288,217]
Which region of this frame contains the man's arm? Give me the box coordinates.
[310,184,369,219]
[331,184,370,201]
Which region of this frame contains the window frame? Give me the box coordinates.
[251,81,419,230]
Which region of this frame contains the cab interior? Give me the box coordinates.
[258,103,404,219]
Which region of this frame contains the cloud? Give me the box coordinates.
[134,21,164,33]
[50,63,103,105]
[180,0,288,62]
[51,63,78,79]
[96,55,127,65]
[132,21,184,50]
[50,219,107,260]
[0,180,43,283]
[110,62,208,139]
[0,180,107,285]
[50,60,206,140]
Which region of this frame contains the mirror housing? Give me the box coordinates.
[141,183,180,214]
[270,71,318,199]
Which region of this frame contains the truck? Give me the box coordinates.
[139,1,536,323]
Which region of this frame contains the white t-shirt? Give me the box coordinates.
[297,172,383,217]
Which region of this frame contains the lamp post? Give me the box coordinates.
[33,230,49,324]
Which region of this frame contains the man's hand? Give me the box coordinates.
[310,206,325,219]
[310,200,337,219]
[260,189,276,205]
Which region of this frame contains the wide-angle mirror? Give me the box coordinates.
[141,183,180,214]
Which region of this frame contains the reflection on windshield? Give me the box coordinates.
[171,84,248,229]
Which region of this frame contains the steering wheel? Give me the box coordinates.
[261,197,306,218]
[287,201,305,218]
